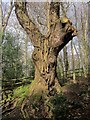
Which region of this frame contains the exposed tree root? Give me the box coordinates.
[2,98,19,115]
[21,99,29,119]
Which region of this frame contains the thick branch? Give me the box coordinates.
[49,16,77,53]
[15,1,42,46]
[50,2,60,18]
[49,2,60,26]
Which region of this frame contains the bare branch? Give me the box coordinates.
[60,2,67,17]
[2,0,14,32]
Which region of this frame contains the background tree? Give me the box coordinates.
[2,33,23,80]
[2,33,23,104]
[73,3,88,78]
[0,0,13,38]
[0,0,14,106]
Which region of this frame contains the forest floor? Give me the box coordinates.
[61,76,90,120]
[2,76,90,120]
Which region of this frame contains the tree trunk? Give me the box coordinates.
[32,38,61,96]
[15,2,77,97]
[63,46,69,79]
[25,35,28,77]
[71,41,76,82]
[13,2,78,118]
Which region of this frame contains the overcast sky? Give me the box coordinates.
[2,0,90,3]
[2,0,9,2]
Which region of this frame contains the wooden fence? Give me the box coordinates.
[58,65,90,79]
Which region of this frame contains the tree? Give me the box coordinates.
[73,3,88,78]
[2,33,23,104]
[0,0,13,37]
[15,2,77,96]
[0,0,14,83]
[2,33,23,80]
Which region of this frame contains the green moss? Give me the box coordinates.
[13,84,30,106]
[14,85,29,98]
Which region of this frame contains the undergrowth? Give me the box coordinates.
[50,93,68,119]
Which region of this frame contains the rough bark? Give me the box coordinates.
[15,1,77,96]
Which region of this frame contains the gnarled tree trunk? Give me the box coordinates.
[15,2,77,97]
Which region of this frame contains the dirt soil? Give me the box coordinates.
[61,77,90,120]
[2,77,90,120]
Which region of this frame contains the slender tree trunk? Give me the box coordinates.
[25,35,28,77]
[73,42,81,76]
[57,55,64,80]
[71,41,76,82]
[63,46,69,79]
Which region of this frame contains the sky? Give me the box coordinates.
[2,0,90,3]
[2,0,9,2]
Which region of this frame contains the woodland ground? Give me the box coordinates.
[2,76,90,120]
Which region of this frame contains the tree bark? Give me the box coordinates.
[15,1,77,96]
